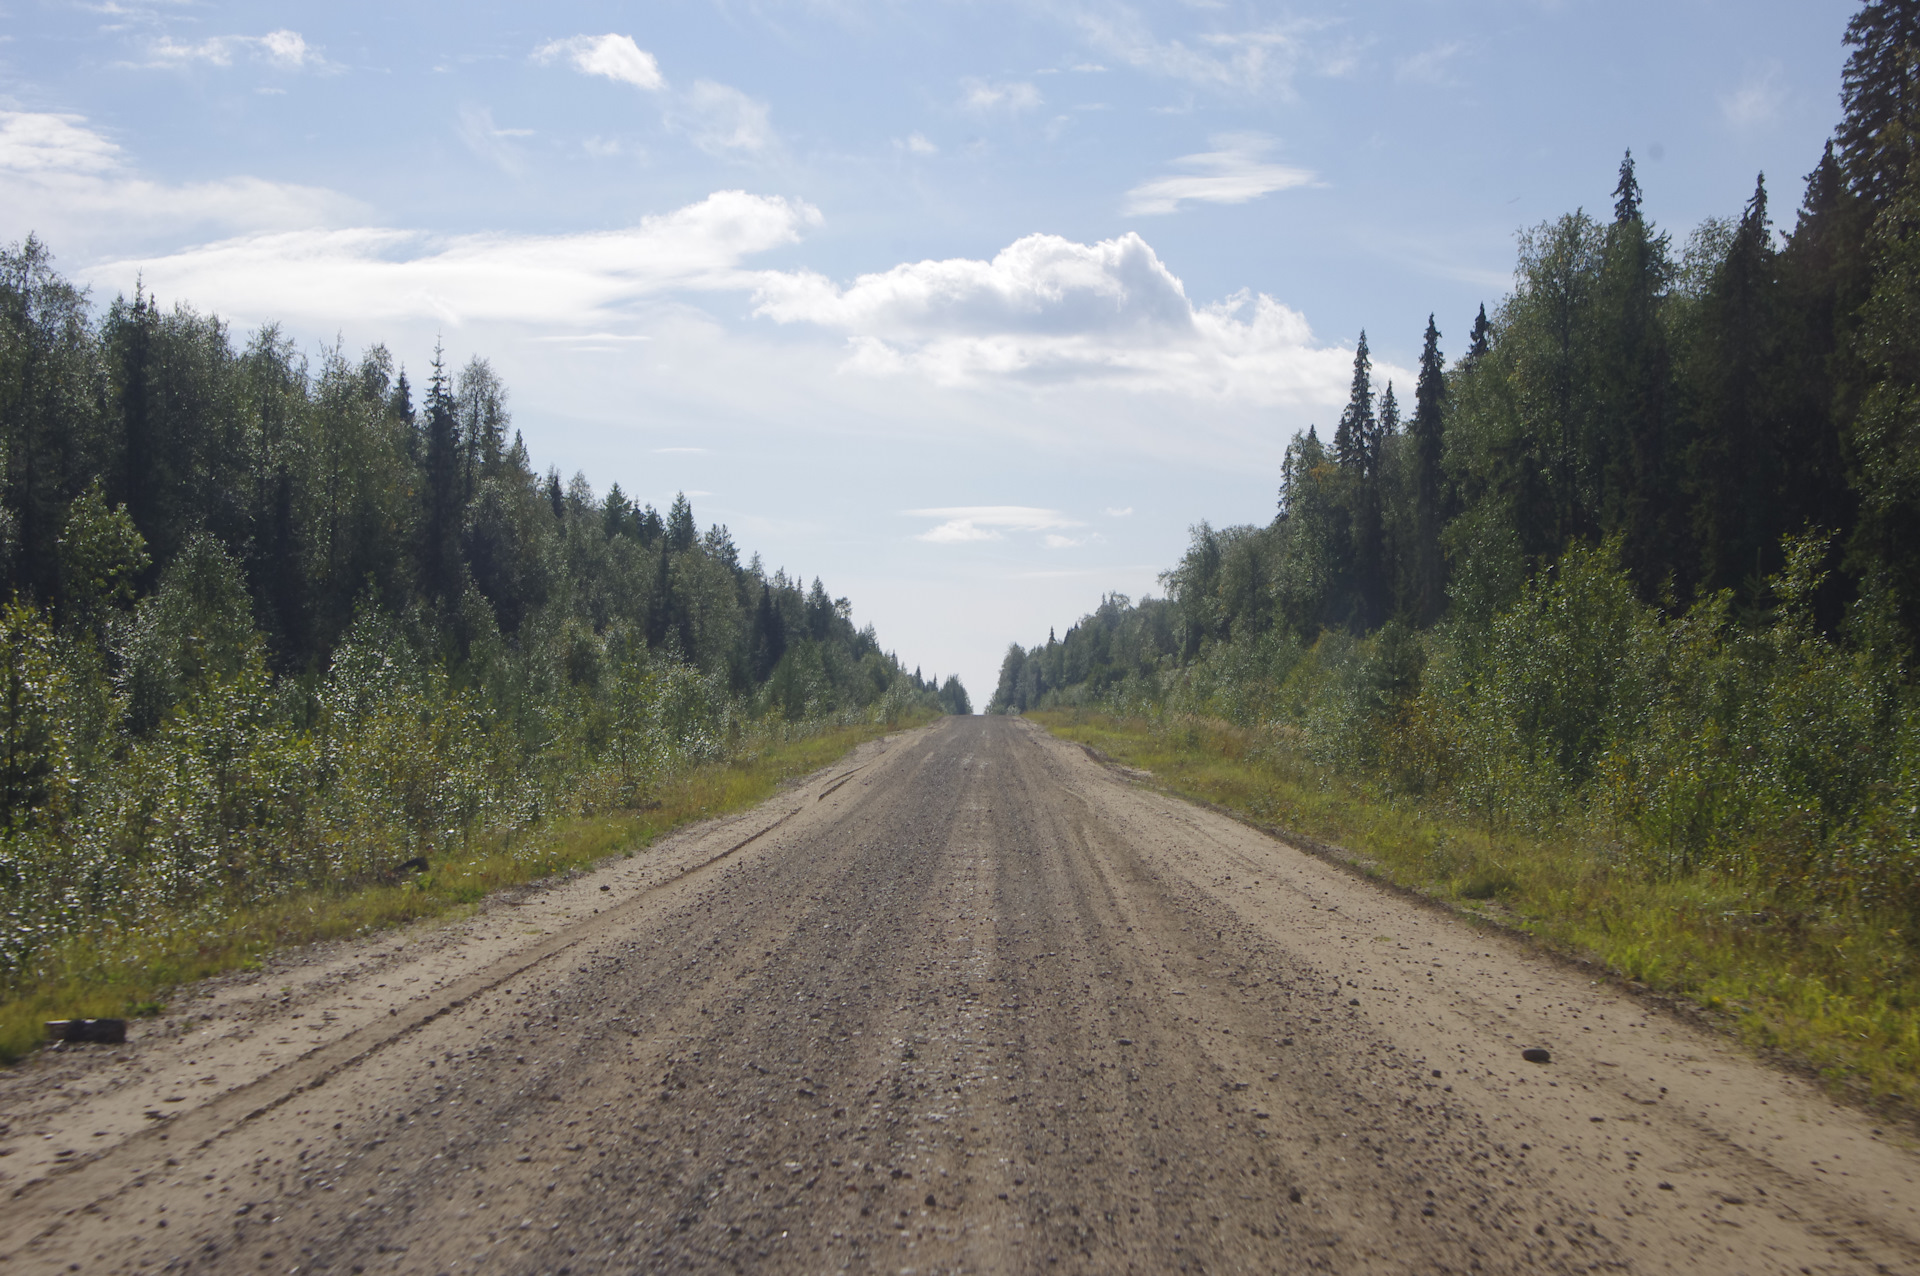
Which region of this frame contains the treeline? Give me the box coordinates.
[0,244,954,974]
[992,0,1920,924]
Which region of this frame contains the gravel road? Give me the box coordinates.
[3,715,1917,1274]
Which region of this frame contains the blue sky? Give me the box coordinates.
[1,0,1854,698]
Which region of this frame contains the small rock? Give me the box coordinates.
[1657,1182,1674,1191]
[599,885,611,893]
[924,1193,937,1207]
[1287,1187,1302,1203]
[1521,1047,1551,1064]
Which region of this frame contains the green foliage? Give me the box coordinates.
[0,246,943,985]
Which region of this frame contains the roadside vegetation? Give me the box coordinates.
[0,249,960,1055]
[1000,1,1920,1106]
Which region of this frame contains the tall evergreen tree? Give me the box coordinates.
[1595,151,1678,599]
[1689,175,1788,600]
[419,342,463,606]
[1465,304,1493,369]
[1840,0,1920,208]
[1333,332,1375,471]
[1410,316,1448,624]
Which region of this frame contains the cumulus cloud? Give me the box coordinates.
[749,229,1357,403]
[534,34,665,91]
[88,191,822,329]
[902,132,939,155]
[961,79,1044,114]
[142,29,329,70]
[1123,134,1314,215]
[0,111,361,250]
[906,507,1082,543]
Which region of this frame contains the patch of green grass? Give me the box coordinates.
[1030,708,1920,1109]
[0,716,927,1064]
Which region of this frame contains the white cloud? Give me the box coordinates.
[961,78,1044,114]
[1721,61,1786,130]
[903,132,939,155]
[1395,41,1463,87]
[1072,8,1336,96]
[457,105,529,177]
[1123,134,1314,215]
[681,81,775,154]
[88,191,822,329]
[534,34,665,91]
[0,111,361,251]
[1105,506,1133,517]
[0,112,119,174]
[907,506,1082,543]
[750,229,1358,402]
[142,29,329,71]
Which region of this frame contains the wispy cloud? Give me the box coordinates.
[0,111,361,250]
[1070,8,1340,97]
[89,191,822,329]
[1395,41,1463,87]
[1123,134,1314,215]
[1105,506,1133,517]
[1721,61,1786,129]
[961,78,1043,114]
[533,34,665,91]
[140,29,331,71]
[680,81,775,154]
[535,34,773,154]
[901,132,939,155]
[906,507,1082,543]
[457,105,530,177]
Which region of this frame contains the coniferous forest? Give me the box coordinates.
[0,247,958,980]
[994,1,1920,973]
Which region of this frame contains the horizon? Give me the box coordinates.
[1,0,1850,697]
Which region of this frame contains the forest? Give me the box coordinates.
[994,1,1920,939]
[0,250,965,980]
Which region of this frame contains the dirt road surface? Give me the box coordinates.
[3,715,1917,1274]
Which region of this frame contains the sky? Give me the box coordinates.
[0,0,1856,701]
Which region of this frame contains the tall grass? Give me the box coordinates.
[0,713,925,1063]
[1024,539,1920,1104]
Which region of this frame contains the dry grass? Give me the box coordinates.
[1031,709,1920,1110]
[0,717,924,1064]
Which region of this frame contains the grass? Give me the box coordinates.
[0,715,927,1064]
[1029,708,1920,1112]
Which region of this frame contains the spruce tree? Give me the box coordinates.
[1840,0,1920,207]
[1410,315,1448,624]
[419,341,464,606]
[1689,174,1784,601]
[666,492,696,553]
[1465,304,1493,369]
[1613,150,1643,223]
[1333,332,1375,471]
